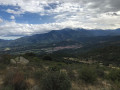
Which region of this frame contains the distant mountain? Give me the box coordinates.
[0,39,10,47]
[0,39,4,42]
[1,28,120,47]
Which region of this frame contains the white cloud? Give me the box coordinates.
[0,16,120,39]
[0,0,120,13]
[0,18,3,23]
[0,0,120,39]
[10,15,15,20]
[0,36,21,40]
[6,9,24,15]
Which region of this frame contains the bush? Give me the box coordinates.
[4,71,28,90]
[67,70,76,81]
[1,85,14,90]
[42,55,52,61]
[48,65,60,72]
[24,52,36,57]
[41,71,71,90]
[107,69,120,88]
[0,54,11,64]
[108,69,120,82]
[34,70,45,81]
[96,66,105,78]
[0,64,6,70]
[78,67,97,84]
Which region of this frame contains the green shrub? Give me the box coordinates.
[96,67,105,78]
[0,64,6,70]
[0,54,11,64]
[24,52,36,57]
[42,55,52,61]
[108,69,120,82]
[1,85,14,90]
[34,70,45,81]
[48,65,60,72]
[41,71,71,90]
[67,70,76,81]
[78,67,97,84]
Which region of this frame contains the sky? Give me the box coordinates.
[0,0,120,39]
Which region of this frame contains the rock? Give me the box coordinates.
[10,56,29,65]
[10,59,17,64]
[4,48,11,51]
[19,56,29,65]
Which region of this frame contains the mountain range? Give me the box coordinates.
[1,28,120,46]
[0,28,120,54]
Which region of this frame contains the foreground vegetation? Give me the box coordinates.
[0,52,120,90]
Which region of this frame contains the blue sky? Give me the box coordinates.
[0,5,55,24]
[0,0,120,39]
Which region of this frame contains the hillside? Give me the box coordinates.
[9,28,120,46]
[1,28,120,54]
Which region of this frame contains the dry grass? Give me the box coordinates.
[72,80,112,90]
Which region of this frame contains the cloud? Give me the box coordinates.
[0,0,119,15]
[0,15,120,39]
[10,15,15,20]
[0,18,3,23]
[0,0,120,11]
[1,0,120,18]
[6,9,24,15]
[0,0,120,39]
